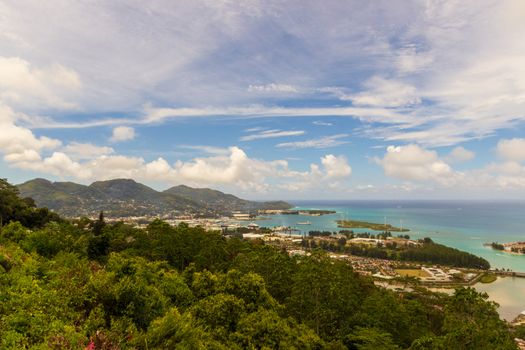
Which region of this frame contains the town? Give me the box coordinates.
[91,210,497,290]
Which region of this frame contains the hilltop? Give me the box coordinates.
[164,184,291,212]
[17,178,292,218]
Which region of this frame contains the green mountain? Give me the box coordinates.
[164,185,291,213]
[17,178,292,217]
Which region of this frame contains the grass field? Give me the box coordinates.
[395,269,431,278]
[479,273,497,284]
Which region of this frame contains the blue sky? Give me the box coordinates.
[1,0,525,199]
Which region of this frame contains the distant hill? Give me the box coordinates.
[17,178,292,218]
[164,184,292,213]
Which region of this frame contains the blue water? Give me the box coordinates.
[258,200,525,272]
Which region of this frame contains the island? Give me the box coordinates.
[337,219,409,232]
[259,209,336,216]
[486,241,525,254]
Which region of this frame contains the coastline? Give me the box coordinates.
[256,200,525,273]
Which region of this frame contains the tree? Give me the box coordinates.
[346,327,400,350]
[88,211,110,260]
[191,293,245,337]
[286,251,364,339]
[231,245,295,302]
[92,211,105,236]
[0,179,21,226]
[89,254,170,330]
[0,221,29,243]
[232,309,324,349]
[21,222,84,258]
[0,179,60,229]
[441,288,515,349]
[139,307,224,349]
[87,234,110,260]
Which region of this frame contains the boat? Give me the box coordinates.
[296,221,311,225]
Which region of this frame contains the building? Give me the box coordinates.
[232,211,251,220]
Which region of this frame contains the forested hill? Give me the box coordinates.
[164,184,291,212]
[17,178,292,218]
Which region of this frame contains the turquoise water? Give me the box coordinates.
[430,277,525,321]
[258,200,525,272]
[475,277,525,321]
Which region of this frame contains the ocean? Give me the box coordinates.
[257,200,525,272]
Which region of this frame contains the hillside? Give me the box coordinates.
[164,184,292,213]
[17,178,292,217]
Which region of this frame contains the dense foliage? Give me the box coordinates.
[491,242,505,251]
[399,239,490,269]
[0,178,60,229]
[0,180,518,349]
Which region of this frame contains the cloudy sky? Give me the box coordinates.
[1,0,525,199]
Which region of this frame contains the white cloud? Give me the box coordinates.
[350,77,421,108]
[321,154,352,178]
[445,146,475,163]
[384,1,525,145]
[25,105,408,130]
[173,147,274,190]
[248,83,299,93]
[485,161,524,175]
[140,105,407,125]
[0,56,81,110]
[178,145,230,155]
[319,79,421,108]
[62,142,114,160]
[275,154,352,192]
[396,46,434,74]
[312,121,333,126]
[14,151,88,179]
[496,138,525,162]
[276,134,348,149]
[372,141,525,194]
[244,127,264,132]
[4,149,41,163]
[110,126,135,142]
[240,129,305,141]
[0,103,61,164]
[378,144,456,185]
[87,155,147,180]
[364,122,487,147]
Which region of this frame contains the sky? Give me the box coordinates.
[1,0,525,200]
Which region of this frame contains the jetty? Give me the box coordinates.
[494,271,525,278]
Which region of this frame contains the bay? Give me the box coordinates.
[257,200,525,272]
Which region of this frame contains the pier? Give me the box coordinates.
[494,271,525,278]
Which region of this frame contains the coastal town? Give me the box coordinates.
[96,209,512,289]
[239,229,486,287]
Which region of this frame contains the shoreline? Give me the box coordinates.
[258,203,525,273]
